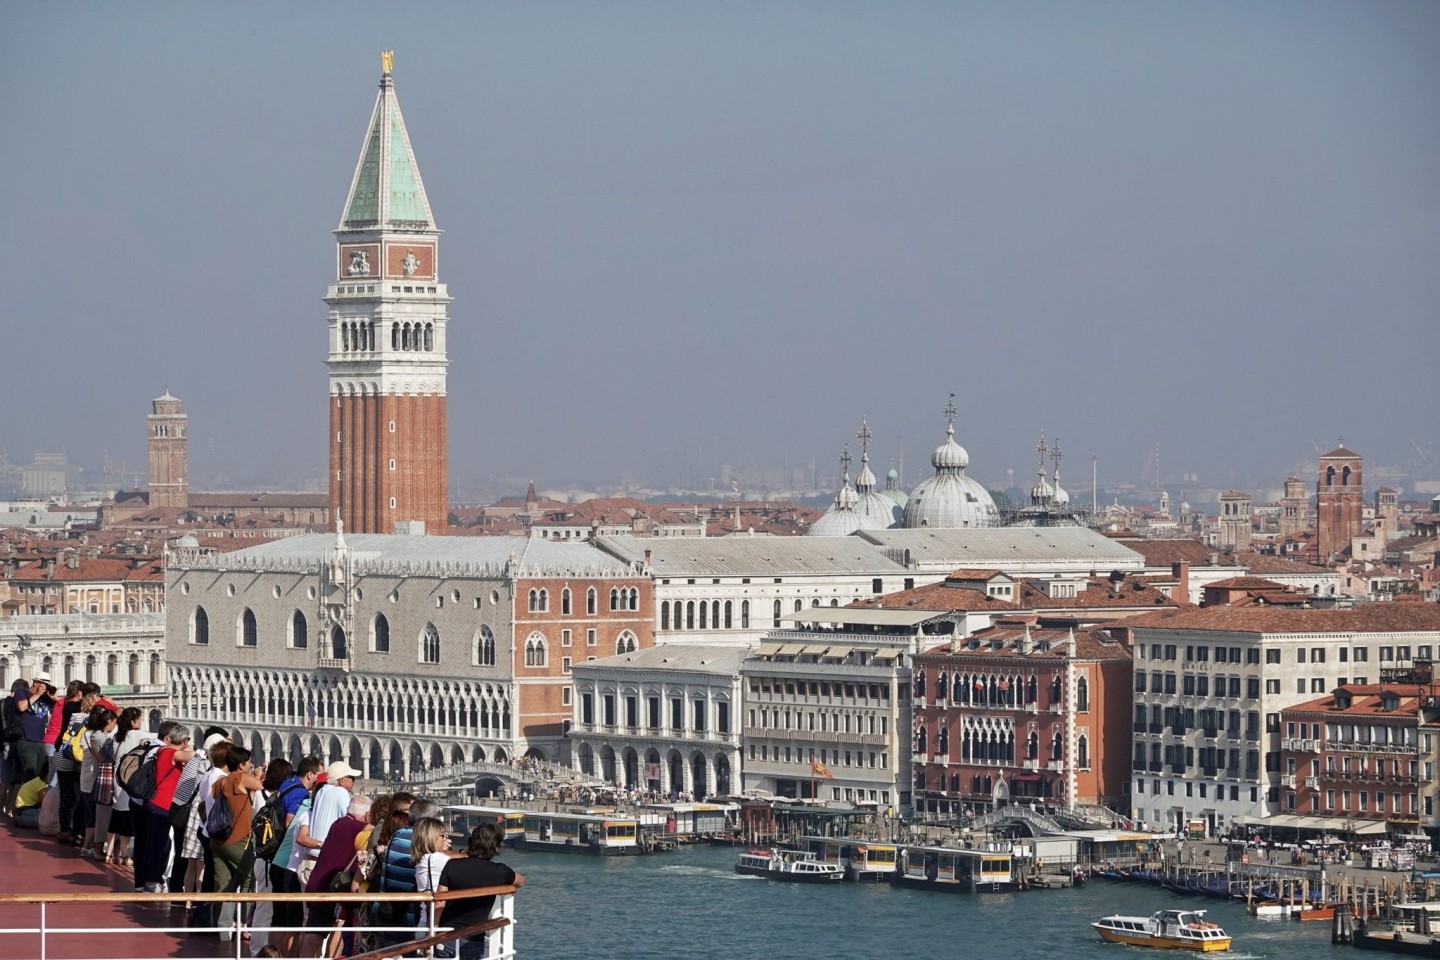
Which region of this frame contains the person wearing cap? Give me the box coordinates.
[8,676,56,806]
[308,761,360,853]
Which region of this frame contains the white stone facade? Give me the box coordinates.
[0,612,168,726]
[1129,615,1440,835]
[568,645,745,798]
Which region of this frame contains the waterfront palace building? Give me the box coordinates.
[568,645,746,799]
[164,533,652,779]
[1126,604,1440,835]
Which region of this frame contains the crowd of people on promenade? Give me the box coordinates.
[2,673,522,959]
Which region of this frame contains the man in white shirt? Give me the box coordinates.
[306,760,359,852]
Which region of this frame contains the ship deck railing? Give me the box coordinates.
[0,886,517,960]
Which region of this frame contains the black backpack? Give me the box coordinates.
[0,696,21,743]
[117,742,161,801]
[252,782,304,862]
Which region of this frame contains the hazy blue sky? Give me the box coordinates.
[2,2,1437,500]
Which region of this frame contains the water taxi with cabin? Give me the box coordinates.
[1092,909,1232,951]
[735,849,845,884]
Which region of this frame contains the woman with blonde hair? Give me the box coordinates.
[410,817,460,947]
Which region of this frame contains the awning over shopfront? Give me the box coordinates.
[1237,814,1393,835]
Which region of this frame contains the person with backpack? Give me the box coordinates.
[135,722,194,894]
[78,700,119,858]
[8,675,56,810]
[211,744,264,940]
[168,727,229,896]
[105,708,146,864]
[1,678,31,818]
[52,688,96,846]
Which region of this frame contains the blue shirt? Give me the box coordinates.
[277,776,307,818]
[379,825,417,893]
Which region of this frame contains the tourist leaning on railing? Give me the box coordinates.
[436,822,525,960]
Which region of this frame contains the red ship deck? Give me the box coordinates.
[0,827,233,960]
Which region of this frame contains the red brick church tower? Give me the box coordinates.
[1316,443,1363,562]
[327,52,450,535]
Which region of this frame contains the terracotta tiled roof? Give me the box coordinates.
[1284,684,1440,719]
[1205,576,1291,590]
[1124,603,1440,634]
[946,569,1007,580]
[1233,552,1330,575]
[915,623,1132,663]
[1116,538,1234,566]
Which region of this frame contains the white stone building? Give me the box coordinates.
[595,535,919,648]
[1126,604,1440,835]
[0,612,168,727]
[164,533,651,779]
[741,621,921,811]
[568,645,745,798]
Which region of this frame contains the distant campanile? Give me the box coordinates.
[326,52,450,535]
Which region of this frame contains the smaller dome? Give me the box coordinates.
[174,534,200,548]
[887,467,899,480]
[1052,481,1070,506]
[931,422,969,471]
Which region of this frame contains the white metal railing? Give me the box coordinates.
[0,888,516,960]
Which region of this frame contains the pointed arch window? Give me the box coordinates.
[524,633,547,667]
[616,631,637,655]
[916,726,928,753]
[477,626,496,666]
[1076,676,1089,712]
[1077,735,1090,769]
[586,588,597,615]
[1027,731,1039,760]
[372,613,390,653]
[239,608,258,647]
[421,622,441,664]
[331,625,348,661]
[938,726,950,758]
[290,610,308,649]
[609,588,620,611]
[914,670,926,698]
[629,588,639,610]
[561,588,572,615]
[192,606,210,645]
[1051,731,1063,762]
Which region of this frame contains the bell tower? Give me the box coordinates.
[326,52,450,535]
[147,390,188,509]
[1316,443,1363,562]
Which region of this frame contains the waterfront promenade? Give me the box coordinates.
[0,827,229,959]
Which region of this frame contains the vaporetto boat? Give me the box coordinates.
[1092,909,1233,952]
[734,849,845,884]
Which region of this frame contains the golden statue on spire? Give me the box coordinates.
[381,50,394,75]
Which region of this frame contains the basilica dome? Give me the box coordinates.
[902,410,999,529]
[853,454,902,529]
[807,459,863,537]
